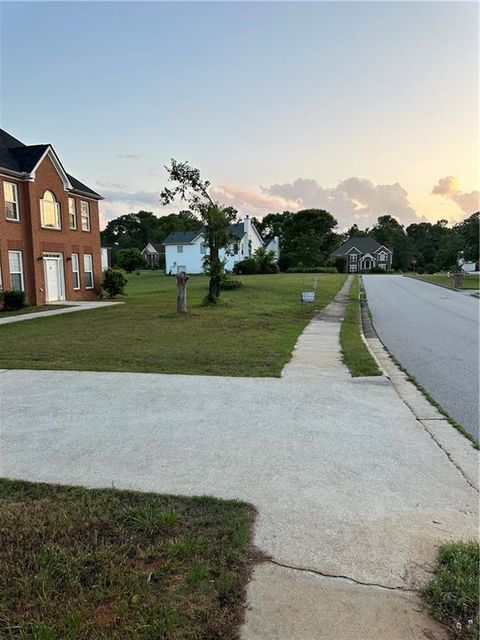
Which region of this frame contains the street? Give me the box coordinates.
[363,275,479,440]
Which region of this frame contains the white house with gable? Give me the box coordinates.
[163,216,275,274]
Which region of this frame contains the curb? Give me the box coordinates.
[359,277,478,490]
[403,274,460,292]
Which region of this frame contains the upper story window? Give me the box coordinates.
[177,245,184,253]
[68,198,77,229]
[378,251,387,262]
[4,181,19,221]
[350,253,358,263]
[200,243,207,255]
[40,190,61,229]
[80,201,90,231]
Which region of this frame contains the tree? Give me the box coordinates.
[370,215,413,270]
[279,209,339,269]
[453,212,479,261]
[253,246,277,272]
[160,159,237,303]
[102,268,127,298]
[114,248,146,273]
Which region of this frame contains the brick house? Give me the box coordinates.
[0,129,103,305]
[332,236,393,273]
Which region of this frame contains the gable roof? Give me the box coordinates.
[163,223,248,246]
[0,128,102,199]
[143,242,165,253]
[332,236,391,256]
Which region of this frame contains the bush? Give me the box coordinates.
[334,256,346,273]
[424,263,440,274]
[285,266,336,273]
[102,268,127,298]
[422,541,479,639]
[264,263,280,274]
[2,290,25,310]
[233,258,259,275]
[220,279,244,290]
[370,267,387,274]
[113,248,146,273]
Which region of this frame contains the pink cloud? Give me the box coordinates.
[432,176,479,214]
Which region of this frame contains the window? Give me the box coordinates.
[378,251,387,262]
[68,198,77,229]
[71,253,80,289]
[177,245,184,253]
[350,253,358,263]
[8,250,24,290]
[349,264,358,273]
[83,254,93,289]
[200,243,207,255]
[80,201,90,231]
[40,191,61,229]
[4,182,19,221]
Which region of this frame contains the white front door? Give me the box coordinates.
[44,254,65,302]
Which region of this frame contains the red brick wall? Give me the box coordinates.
[0,154,101,305]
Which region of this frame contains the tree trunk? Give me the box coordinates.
[176,271,188,313]
[208,243,221,303]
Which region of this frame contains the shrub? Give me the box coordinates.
[2,290,25,310]
[422,541,479,639]
[285,266,336,273]
[220,279,244,290]
[113,248,146,273]
[233,258,259,275]
[102,268,127,298]
[370,267,387,274]
[424,263,440,274]
[264,263,280,274]
[334,256,346,273]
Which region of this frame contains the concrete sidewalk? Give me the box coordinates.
[1,280,477,638]
[0,300,123,325]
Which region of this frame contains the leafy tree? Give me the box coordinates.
[370,215,413,270]
[280,209,339,269]
[453,212,479,262]
[114,248,146,273]
[160,159,237,303]
[253,246,277,272]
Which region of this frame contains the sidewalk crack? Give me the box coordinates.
[267,559,418,593]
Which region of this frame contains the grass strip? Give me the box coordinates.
[0,478,258,639]
[407,273,479,291]
[422,540,479,639]
[340,275,381,377]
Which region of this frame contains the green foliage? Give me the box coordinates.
[1,289,25,310]
[220,279,244,290]
[102,268,127,298]
[334,256,346,273]
[424,263,439,274]
[113,248,146,273]
[285,266,336,273]
[233,257,259,275]
[422,540,479,639]
[253,246,277,272]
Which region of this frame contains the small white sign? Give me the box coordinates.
[301,291,316,303]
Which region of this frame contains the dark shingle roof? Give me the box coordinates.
[163,230,203,245]
[0,128,102,199]
[332,236,390,256]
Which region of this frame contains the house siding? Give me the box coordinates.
[0,154,102,305]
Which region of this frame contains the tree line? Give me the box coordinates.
[102,206,479,274]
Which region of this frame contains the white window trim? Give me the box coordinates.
[71,253,80,290]
[350,253,358,262]
[83,253,94,289]
[177,245,184,253]
[69,198,77,229]
[4,181,20,221]
[80,201,90,231]
[40,191,61,230]
[8,250,24,291]
[349,264,358,273]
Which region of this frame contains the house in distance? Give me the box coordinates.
[332,236,393,272]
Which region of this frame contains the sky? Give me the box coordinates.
[1,1,478,230]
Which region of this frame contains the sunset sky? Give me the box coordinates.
[1,1,478,230]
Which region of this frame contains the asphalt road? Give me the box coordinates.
[363,275,479,441]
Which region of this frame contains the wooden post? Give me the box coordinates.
[176,271,189,313]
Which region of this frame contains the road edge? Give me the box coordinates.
[359,277,479,492]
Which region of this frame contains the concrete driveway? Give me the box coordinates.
[1,286,477,638]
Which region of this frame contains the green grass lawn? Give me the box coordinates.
[408,273,480,290]
[340,276,381,377]
[0,478,257,640]
[422,540,479,639]
[0,304,66,318]
[0,271,346,376]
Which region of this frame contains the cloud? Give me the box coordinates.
[101,189,160,207]
[116,153,140,160]
[95,180,127,190]
[431,176,479,214]
[213,177,421,228]
[99,189,162,229]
